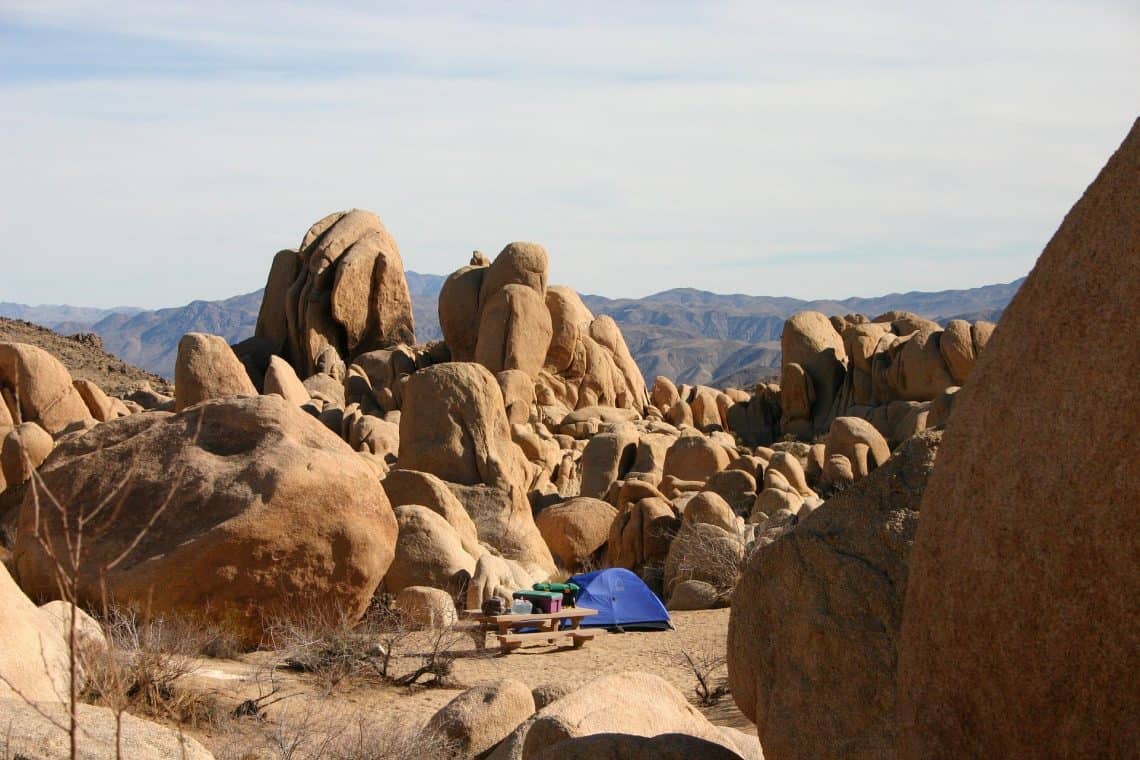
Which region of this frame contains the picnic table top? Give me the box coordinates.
[463,607,598,625]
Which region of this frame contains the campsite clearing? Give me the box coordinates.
[177,608,749,754]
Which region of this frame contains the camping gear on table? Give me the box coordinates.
[532,581,580,606]
[482,596,508,616]
[510,598,535,615]
[512,589,562,614]
[566,568,672,630]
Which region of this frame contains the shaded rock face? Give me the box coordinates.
[780,312,846,437]
[530,733,746,760]
[579,425,639,499]
[448,482,556,580]
[14,395,397,646]
[728,431,941,760]
[725,383,781,447]
[605,496,679,582]
[255,209,415,377]
[896,119,1140,759]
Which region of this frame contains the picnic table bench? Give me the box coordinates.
[459,607,599,653]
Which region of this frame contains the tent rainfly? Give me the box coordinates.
[567,568,673,630]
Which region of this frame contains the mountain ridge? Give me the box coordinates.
[1,274,1024,386]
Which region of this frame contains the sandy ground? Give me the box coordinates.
[173,608,751,758]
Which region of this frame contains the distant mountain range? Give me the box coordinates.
[1,275,1023,387]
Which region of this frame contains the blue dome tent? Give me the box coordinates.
[567,568,672,630]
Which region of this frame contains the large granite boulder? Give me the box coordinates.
[14,395,397,646]
[896,119,1140,758]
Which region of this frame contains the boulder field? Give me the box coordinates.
[0,195,985,643]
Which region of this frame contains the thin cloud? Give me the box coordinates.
[0,2,1136,307]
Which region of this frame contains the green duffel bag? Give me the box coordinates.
[533,582,580,606]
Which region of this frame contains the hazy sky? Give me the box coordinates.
[1,1,1136,308]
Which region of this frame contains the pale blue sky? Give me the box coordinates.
[1,1,1136,308]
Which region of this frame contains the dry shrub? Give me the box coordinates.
[80,606,229,728]
[392,625,468,689]
[679,645,729,706]
[266,600,414,694]
[668,523,744,597]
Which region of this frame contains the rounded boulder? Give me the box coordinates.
[535,497,617,571]
[14,395,397,646]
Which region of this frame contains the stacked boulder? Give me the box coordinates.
[439,245,647,418]
[1,342,136,501]
[254,209,416,378]
[693,304,991,451]
[393,362,558,588]
[779,311,848,439]
[774,308,994,445]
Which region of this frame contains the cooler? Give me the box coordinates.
[512,589,562,614]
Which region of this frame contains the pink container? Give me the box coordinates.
[513,590,562,614]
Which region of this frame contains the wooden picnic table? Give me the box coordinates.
[459,607,599,653]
